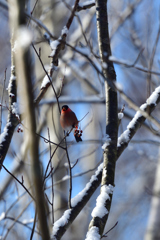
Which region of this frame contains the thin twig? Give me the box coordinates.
[3,216,40,235]
[48,128,54,224]
[71,159,79,169]
[79,112,89,123]
[27,0,39,26]
[109,56,160,76]
[76,1,95,12]
[126,48,144,67]
[1,163,35,201]
[147,9,160,95]
[45,193,53,206]
[43,128,73,184]
[66,0,80,29]
[110,0,142,38]
[101,221,118,238]
[64,138,72,209]
[30,210,37,240]
[36,132,66,150]
[3,200,33,239]
[32,43,61,112]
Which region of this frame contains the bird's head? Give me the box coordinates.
[61,105,69,111]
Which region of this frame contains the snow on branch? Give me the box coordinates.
[34,0,80,105]
[41,74,52,89]
[49,0,79,64]
[49,26,68,62]
[118,112,124,120]
[0,122,12,144]
[52,163,103,240]
[0,65,19,171]
[51,85,160,239]
[117,86,160,157]
[102,135,111,150]
[85,226,101,240]
[91,185,114,218]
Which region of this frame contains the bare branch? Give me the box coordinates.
[109,56,160,76]
[147,13,160,95]
[1,163,35,201]
[76,1,95,12]
[110,0,143,38]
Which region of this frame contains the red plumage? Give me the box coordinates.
[60,105,82,142]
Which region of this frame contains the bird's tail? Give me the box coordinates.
[75,134,82,142]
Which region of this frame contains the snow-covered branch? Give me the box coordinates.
[117,86,160,157]
[52,164,103,240]
[0,64,18,170]
[34,0,80,105]
[51,84,160,239]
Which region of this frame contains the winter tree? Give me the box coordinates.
[0,0,160,239]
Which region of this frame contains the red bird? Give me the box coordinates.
[60,105,82,142]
